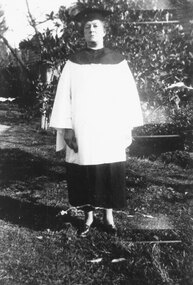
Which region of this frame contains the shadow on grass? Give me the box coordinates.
[0,195,82,231]
[0,148,66,185]
[0,148,82,231]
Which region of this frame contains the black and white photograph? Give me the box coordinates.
[0,0,193,284]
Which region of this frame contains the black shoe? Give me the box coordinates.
[78,224,91,237]
[105,224,117,235]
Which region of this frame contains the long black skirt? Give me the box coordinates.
[66,161,127,210]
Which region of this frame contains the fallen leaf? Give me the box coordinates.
[15,191,23,195]
[60,210,68,216]
[36,236,43,240]
[88,258,102,263]
[111,258,126,263]
[142,214,154,219]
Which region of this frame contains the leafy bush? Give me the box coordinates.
[35,79,58,119]
[157,150,193,168]
[168,105,193,130]
[0,65,23,99]
[132,123,182,136]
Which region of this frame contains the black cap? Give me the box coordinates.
[73,8,112,22]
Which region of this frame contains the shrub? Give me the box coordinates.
[168,105,193,131]
[157,150,193,168]
[132,123,182,136]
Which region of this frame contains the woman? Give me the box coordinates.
[50,7,143,237]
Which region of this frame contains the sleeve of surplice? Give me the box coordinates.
[123,60,143,129]
[49,61,72,151]
[120,60,143,147]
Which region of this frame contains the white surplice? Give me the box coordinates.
[50,59,143,165]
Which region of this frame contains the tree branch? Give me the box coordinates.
[0,35,26,70]
[25,0,44,52]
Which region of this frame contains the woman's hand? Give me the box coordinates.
[64,129,78,153]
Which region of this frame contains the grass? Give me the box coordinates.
[0,103,193,284]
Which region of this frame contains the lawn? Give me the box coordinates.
[0,103,193,285]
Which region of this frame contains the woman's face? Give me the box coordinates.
[84,19,106,45]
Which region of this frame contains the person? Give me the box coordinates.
[49,7,143,237]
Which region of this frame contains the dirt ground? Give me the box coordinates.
[0,103,193,284]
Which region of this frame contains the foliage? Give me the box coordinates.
[133,123,181,136]
[0,5,7,36]
[0,42,10,68]
[0,6,11,73]
[0,65,23,99]
[168,104,193,130]
[35,78,58,119]
[157,150,193,168]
